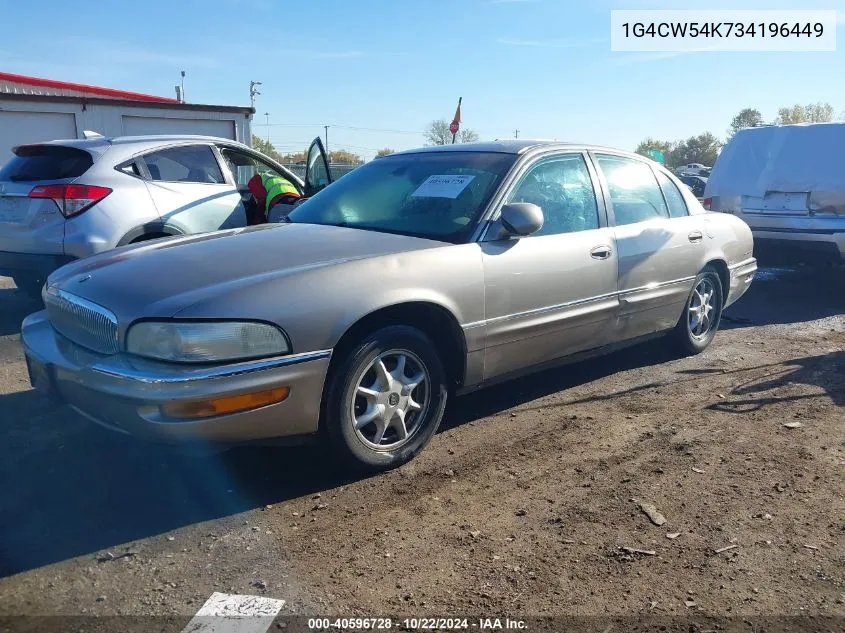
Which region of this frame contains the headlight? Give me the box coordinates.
[126,321,289,363]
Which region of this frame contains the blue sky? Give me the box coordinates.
[2,0,844,159]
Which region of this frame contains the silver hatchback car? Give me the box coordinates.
[0,135,330,296]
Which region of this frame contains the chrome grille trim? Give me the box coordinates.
[45,287,119,355]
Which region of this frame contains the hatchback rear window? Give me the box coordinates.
[0,145,94,182]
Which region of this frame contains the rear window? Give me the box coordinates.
[0,145,94,182]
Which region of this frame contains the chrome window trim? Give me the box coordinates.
[462,275,695,330]
[91,349,332,384]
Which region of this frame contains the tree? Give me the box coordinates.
[376,148,394,157]
[251,135,283,163]
[727,108,763,140]
[635,137,677,165]
[775,102,834,125]
[278,151,306,164]
[424,119,480,145]
[670,132,722,167]
[458,129,480,143]
[329,149,363,165]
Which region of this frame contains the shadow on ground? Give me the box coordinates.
[722,264,845,328]
[704,350,845,412]
[0,337,679,577]
[0,285,40,337]
[0,265,841,576]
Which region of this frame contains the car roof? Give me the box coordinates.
[17,135,252,158]
[392,139,647,159]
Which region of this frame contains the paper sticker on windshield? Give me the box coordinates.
[411,175,475,199]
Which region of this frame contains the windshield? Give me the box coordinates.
[287,151,517,242]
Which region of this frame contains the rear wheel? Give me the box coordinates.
[11,274,44,301]
[673,267,723,355]
[323,325,448,472]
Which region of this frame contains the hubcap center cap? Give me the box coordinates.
[388,392,400,407]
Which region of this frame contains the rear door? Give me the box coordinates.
[138,144,246,234]
[303,137,333,197]
[592,153,705,340]
[0,145,93,256]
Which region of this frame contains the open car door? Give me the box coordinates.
[304,137,332,197]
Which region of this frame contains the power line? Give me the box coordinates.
[255,122,423,136]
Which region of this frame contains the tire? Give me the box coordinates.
[323,325,448,472]
[12,274,44,301]
[673,266,724,355]
[130,232,169,244]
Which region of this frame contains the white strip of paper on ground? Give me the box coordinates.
[180,592,285,633]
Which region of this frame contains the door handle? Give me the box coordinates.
[688,231,703,243]
[590,245,613,260]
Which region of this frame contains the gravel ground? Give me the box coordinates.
[0,266,842,629]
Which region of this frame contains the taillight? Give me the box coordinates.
[29,184,112,218]
[702,197,712,210]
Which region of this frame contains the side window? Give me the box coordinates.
[596,154,668,226]
[116,160,141,177]
[505,154,599,236]
[142,145,224,184]
[655,170,689,218]
[219,148,286,189]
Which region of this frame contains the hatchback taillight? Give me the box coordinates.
[702,197,712,211]
[29,184,112,218]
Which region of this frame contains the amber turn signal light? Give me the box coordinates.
[162,387,290,420]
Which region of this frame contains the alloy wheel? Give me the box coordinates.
[688,277,716,339]
[351,350,430,451]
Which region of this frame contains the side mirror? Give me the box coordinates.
[500,202,544,237]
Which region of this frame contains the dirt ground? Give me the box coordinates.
[0,265,843,630]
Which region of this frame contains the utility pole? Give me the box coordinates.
[324,125,329,158]
[265,112,270,144]
[249,81,262,108]
[514,129,520,139]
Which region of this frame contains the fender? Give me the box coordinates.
[117,222,186,247]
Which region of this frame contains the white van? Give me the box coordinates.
[704,123,845,263]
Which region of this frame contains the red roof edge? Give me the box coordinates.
[0,71,179,104]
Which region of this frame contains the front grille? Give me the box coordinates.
[45,287,119,355]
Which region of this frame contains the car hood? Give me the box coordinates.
[48,223,445,321]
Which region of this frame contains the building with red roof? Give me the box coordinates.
[0,72,254,160]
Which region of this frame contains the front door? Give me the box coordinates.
[479,152,619,380]
[591,153,705,340]
[139,144,246,234]
[303,137,333,197]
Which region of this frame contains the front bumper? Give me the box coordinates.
[21,311,331,445]
[725,257,757,309]
[0,251,75,280]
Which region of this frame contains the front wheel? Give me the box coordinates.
[322,325,448,472]
[673,267,724,355]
